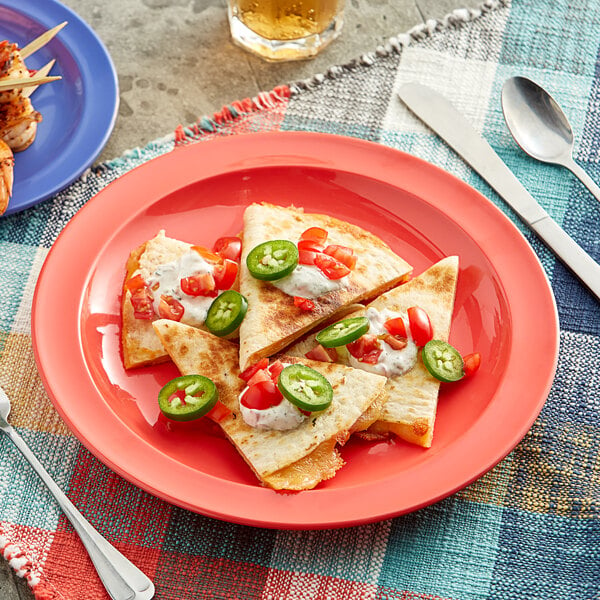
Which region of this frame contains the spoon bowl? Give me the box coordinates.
[501,76,600,205]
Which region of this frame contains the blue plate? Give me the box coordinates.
[0,0,118,215]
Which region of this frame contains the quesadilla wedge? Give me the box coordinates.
[286,256,459,448]
[238,203,412,372]
[152,319,387,490]
[121,230,241,369]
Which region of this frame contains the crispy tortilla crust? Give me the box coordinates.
[238,203,412,372]
[152,319,387,490]
[286,256,459,448]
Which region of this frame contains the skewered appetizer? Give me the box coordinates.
[0,23,65,215]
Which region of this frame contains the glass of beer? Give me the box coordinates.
[228,0,345,61]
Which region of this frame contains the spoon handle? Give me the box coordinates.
[564,157,600,205]
[0,424,154,600]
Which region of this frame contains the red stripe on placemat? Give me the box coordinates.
[174,85,291,147]
[43,524,161,600]
[155,551,271,599]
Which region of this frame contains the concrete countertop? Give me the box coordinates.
[1,0,478,598]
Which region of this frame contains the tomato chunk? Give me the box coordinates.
[239,358,269,382]
[241,380,283,410]
[314,253,351,280]
[180,272,217,297]
[294,296,315,311]
[158,295,184,321]
[298,249,319,266]
[298,239,324,252]
[130,286,154,320]
[305,344,338,362]
[213,259,238,290]
[213,236,242,262]
[125,274,147,293]
[206,400,232,422]
[246,368,272,387]
[300,227,328,245]
[463,352,481,377]
[347,334,382,364]
[192,245,223,264]
[268,360,285,382]
[384,317,407,338]
[381,334,408,351]
[407,306,433,346]
[323,245,357,270]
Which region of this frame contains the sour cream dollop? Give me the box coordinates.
[146,251,215,326]
[272,263,349,299]
[348,307,418,377]
[239,394,306,431]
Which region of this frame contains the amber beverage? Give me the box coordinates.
[228,0,345,61]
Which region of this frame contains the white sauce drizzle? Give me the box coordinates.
[238,362,307,431]
[348,307,418,377]
[146,251,217,326]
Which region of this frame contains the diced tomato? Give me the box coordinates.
[213,236,242,262]
[268,360,285,382]
[298,249,319,266]
[240,380,283,410]
[300,227,328,245]
[158,295,185,321]
[381,334,408,351]
[347,334,382,364]
[192,245,223,264]
[407,306,433,347]
[206,400,232,422]
[239,358,269,382]
[314,253,351,280]
[294,296,315,311]
[384,317,407,338]
[323,245,357,270]
[124,274,147,293]
[298,239,324,252]
[130,287,154,320]
[247,368,272,387]
[213,259,238,290]
[180,272,217,297]
[305,344,337,362]
[463,352,481,377]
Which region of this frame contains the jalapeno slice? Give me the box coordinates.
[205,290,248,337]
[246,240,298,281]
[158,375,218,421]
[316,316,370,348]
[277,364,333,412]
[422,340,464,382]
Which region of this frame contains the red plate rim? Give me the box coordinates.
[32,132,559,529]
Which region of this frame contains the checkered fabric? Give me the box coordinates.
[1,0,599,598]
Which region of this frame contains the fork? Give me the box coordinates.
[0,385,154,600]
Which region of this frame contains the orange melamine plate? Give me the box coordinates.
[32,132,558,529]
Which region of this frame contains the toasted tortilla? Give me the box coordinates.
[121,231,194,369]
[238,203,412,372]
[286,256,459,448]
[152,319,387,490]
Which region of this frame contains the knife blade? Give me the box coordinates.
[398,81,600,302]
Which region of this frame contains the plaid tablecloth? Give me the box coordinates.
[1,0,599,598]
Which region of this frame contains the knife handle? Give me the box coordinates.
[532,216,600,301]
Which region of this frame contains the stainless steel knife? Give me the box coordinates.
[398,82,600,302]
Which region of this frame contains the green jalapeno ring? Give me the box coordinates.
[422,340,464,382]
[246,240,299,281]
[316,316,370,348]
[205,290,248,337]
[277,364,333,412]
[158,375,218,421]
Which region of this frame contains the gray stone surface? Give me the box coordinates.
[0,0,477,597]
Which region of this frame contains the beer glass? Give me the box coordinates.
[228,0,345,61]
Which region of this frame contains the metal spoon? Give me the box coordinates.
[0,385,154,600]
[501,75,600,204]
